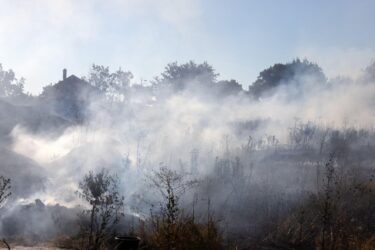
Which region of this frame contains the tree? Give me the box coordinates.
[148,167,195,249]
[249,59,326,98]
[150,167,187,227]
[86,64,133,102]
[153,61,218,92]
[0,176,11,250]
[149,167,188,249]
[0,64,24,97]
[76,169,124,250]
[0,175,11,209]
[215,79,243,97]
[362,61,375,83]
[147,167,222,250]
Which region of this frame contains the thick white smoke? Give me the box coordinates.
[7,67,375,209]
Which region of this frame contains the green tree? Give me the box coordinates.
[76,169,124,250]
[249,59,326,98]
[154,61,218,92]
[86,64,133,101]
[215,79,243,96]
[0,64,24,97]
[363,61,375,83]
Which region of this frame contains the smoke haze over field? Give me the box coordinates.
[0,2,375,246]
[3,60,375,208]
[0,58,374,246]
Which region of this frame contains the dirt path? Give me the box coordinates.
[0,245,65,250]
[11,247,63,250]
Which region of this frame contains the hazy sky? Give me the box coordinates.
[1,0,375,94]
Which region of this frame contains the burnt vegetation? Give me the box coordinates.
[0,59,375,249]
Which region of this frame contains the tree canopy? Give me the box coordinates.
[249,59,326,98]
[77,169,124,249]
[154,61,218,92]
[0,64,24,97]
[363,61,375,83]
[85,64,133,101]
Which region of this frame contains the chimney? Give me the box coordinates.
[63,68,67,80]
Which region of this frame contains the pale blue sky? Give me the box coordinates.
[1,0,375,93]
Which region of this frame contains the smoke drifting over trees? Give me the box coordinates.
[0,59,374,248]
